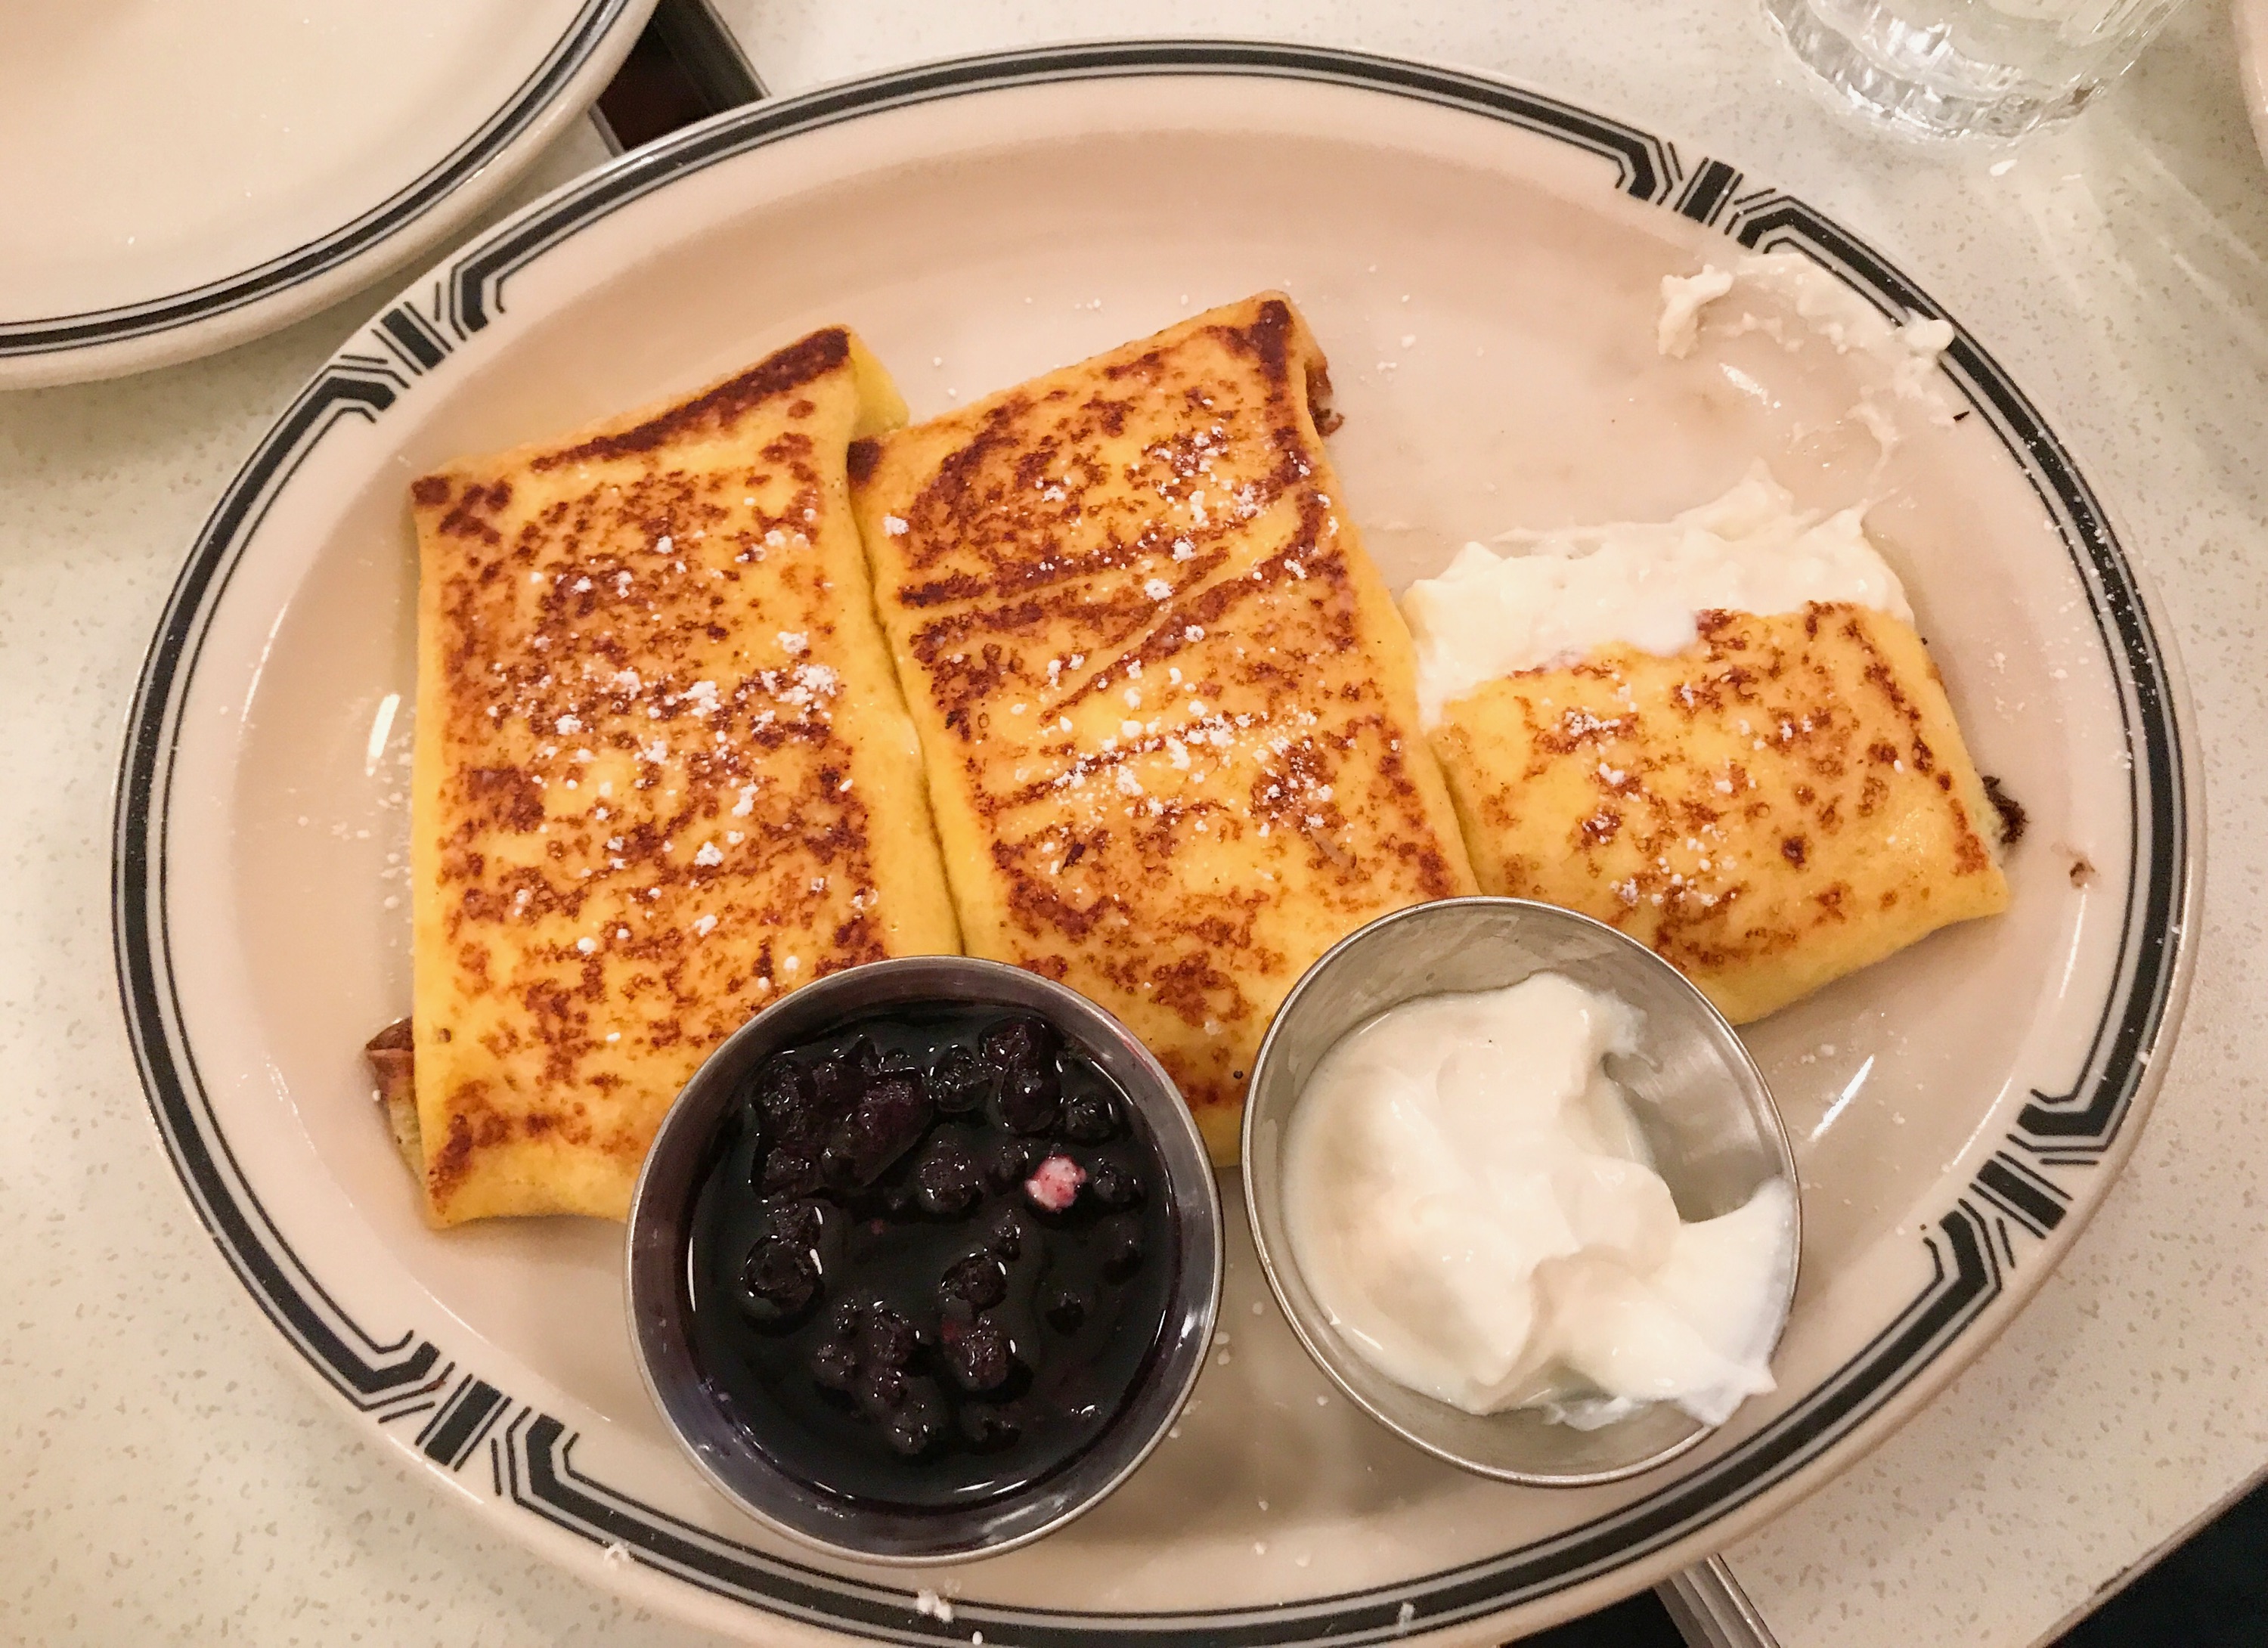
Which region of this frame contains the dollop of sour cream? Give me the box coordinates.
[1399,465,1911,725]
[1281,974,1795,1428]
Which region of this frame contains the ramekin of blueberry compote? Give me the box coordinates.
[627,957,1222,1564]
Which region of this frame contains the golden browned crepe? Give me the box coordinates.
[850,294,1476,1163]
[406,328,959,1225]
[1427,603,2009,1023]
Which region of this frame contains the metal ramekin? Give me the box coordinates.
[627,955,1223,1563]
[1241,897,1801,1487]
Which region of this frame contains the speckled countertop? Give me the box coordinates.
[4,4,2265,1645]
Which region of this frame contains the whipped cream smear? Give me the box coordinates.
[1400,466,1912,726]
[1658,250,1960,456]
[1400,253,1948,728]
[1657,249,1955,384]
[1281,975,1795,1429]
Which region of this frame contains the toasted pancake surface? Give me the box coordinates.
[851,295,1475,1161]
[409,328,958,1224]
[1427,603,2008,1022]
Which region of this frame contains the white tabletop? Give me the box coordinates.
[5,4,2264,1644]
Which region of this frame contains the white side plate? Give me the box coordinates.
[0,0,653,388]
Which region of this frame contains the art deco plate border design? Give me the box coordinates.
[113,42,2197,1643]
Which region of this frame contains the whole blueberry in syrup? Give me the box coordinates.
[686,1005,1176,1509]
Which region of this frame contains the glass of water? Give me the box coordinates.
[1761,0,2194,140]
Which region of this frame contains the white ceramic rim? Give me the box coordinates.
[111,41,2203,1646]
[0,0,655,390]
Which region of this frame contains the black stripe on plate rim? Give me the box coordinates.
[110,39,2195,1642]
[485,1210,2000,1644]
[445,39,1689,336]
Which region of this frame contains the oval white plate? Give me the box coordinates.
[0,0,653,389]
[113,43,2199,1646]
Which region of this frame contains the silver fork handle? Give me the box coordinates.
[1659,1557,1782,1647]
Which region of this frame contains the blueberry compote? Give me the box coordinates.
[685,1005,1176,1509]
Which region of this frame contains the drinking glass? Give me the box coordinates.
[1762,0,2195,140]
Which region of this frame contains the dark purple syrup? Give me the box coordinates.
[684,1004,1177,1510]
